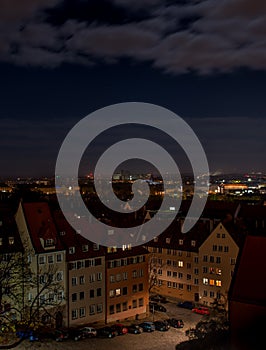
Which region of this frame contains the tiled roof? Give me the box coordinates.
[22,202,64,253]
[229,235,266,306]
[0,205,23,254]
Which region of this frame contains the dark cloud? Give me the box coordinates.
[0,0,266,73]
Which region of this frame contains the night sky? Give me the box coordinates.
[1,0,266,178]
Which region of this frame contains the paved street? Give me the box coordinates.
[16,300,204,350]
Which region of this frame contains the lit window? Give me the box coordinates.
[191,240,196,247]
[209,279,215,286]
[178,260,183,267]
[166,237,171,244]
[9,237,14,245]
[179,239,183,245]
[216,280,222,287]
[79,307,85,317]
[69,247,75,254]
[203,278,208,285]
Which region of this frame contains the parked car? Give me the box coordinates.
[53,328,69,342]
[110,323,128,335]
[127,324,143,334]
[192,306,210,315]
[177,300,195,310]
[139,321,155,332]
[166,318,184,328]
[79,326,97,338]
[16,330,39,342]
[149,294,167,303]
[154,320,170,331]
[149,301,167,312]
[96,326,116,338]
[68,328,85,341]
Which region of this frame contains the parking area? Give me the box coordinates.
[16,301,204,350]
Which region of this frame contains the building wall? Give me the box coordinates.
[68,256,105,326]
[198,223,239,307]
[106,253,149,323]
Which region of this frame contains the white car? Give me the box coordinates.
[79,326,97,338]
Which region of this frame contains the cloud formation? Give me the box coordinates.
[0,0,266,74]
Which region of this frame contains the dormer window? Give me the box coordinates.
[179,239,183,245]
[191,240,196,247]
[93,243,99,251]
[166,237,171,244]
[82,244,88,252]
[69,247,75,254]
[0,238,2,245]
[60,231,65,236]
[45,238,54,247]
[9,237,14,245]
[154,237,158,242]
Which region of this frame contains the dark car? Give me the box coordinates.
[177,300,195,310]
[127,324,143,334]
[149,294,167,303]
[139,321,155,332]
[53,328,69,342]
[97,326,116,338]
[110,323,128,335]
[154,320,170,331]
[149,302,167,312]
[167,318,184,328]
[68,328,85,341]
[16,330,39,342]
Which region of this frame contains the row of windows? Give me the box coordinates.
[71,288,102,302]
[109,298,144,314]
[72,303,103,319]
[109,283,143,298]
[110,269,144,282]
[108,255,145,268]
[203,290,222,299]
[153,238,196,247]
[212,245,229,252]
[39,272,63,284]
[155,278,200,287]
[0,237,14,245]
[28,291,64,302]
[69,258,102,270]
[71,273,103,286]
[39,253,63,264]
[203,278,222,287]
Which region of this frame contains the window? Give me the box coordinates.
[173,260,177,267]
[39,256,45,264]
[186,251,191,257]
[209,267,215,274]
[45,238,54,247]
[132,270,138,278]
[56,253,62,262]
[209,279,215,286]
[9,237,14,245]
[122,272,128,280]
[167,270,172,277]
[179,239,183,245]
[93,243,99,250]
[178,260,183,267]
[194,268,199,275]
[132,285,137,293]
[139,283,143,291]
[224,246,229,252]
[187,285,191,291]
[39,275,46,284]
[167,281,172,288]
[216,257,221,264]
[173,282,177,288]
[72,309,78,320]
[203,267,208,273]
[115,259,121,267]
[122,287,128,295]
[139,269,144,277]
[213,245,217,251]
[178,251,182,256]
[132,300,137,308]
[56,271,63,281]
[173,271,177,277]
[89,304,96,315]
[203,255,208,262]
[210,291,215,298]
[115,288,121,297]
[217,233,220,238]
[109,290,115,298]
[79,307,85,317]
[139,298,144,307]
[194,278,199,285]
[210,256,214,263]
[178,283,183,289]
[230,258,236,265]
[69,247,75,254]
[187,262,191,269]
[191,240,196,247]
[89,274,96,283]
[194,256,199,263]
[122,302,128,311]
[187,274,191,280]
[90,289,95,298]
[72,293,77,302]
[166,238,171,244]
[167,248,171,254]
[203,290,208,297]
[79,275,85,284]
[167,259,171,266]
[48,255,54,264]
[0,238,2,246]
[82,244,88,252]
[109,305,114,314]
[121,258,127,266]
[97,303,103,313]
[218,245,223,252]
[97,272,102,281]
[116,303,121,313]
[222,233,225,238]
[110,274,115,283]
[203,278,208,285]
[216,268,222,275]
[72,277,77,286]
[216,280,222,287]
[95,258,102,266]
[178,272,183,278]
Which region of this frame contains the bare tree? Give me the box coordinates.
[0,252,64,349]
[148,253,165,294]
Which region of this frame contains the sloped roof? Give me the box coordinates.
[229,235,266,306]
[22,202,64,253]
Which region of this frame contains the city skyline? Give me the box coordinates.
[1,0,266,177]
